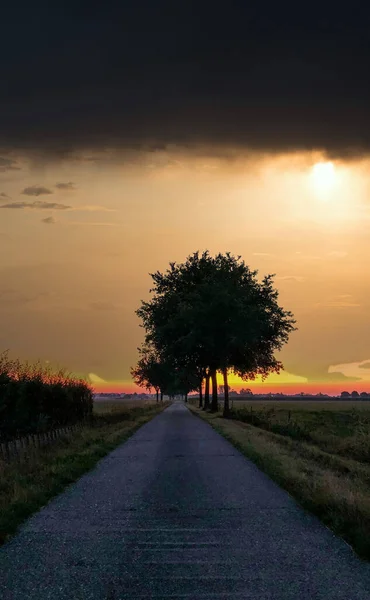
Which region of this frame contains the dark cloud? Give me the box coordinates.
[21,186,53,196]
[41,216,56,224]
[0,192,10,199]
[359,362,370,370]
[55,182,75,190]
[0,157,20,171]
[1,3,370,156]
[1,200,71,210]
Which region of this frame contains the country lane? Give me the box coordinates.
[1,401,370,599]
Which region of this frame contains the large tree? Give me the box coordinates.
[135,251,296,417]
[199,253,296,415]
[137,252,214,404]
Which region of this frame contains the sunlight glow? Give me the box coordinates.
[311,161,336,197]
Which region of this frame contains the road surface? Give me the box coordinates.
[1,401,370,599]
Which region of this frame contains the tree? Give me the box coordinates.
[240,388,253,396]
[351,390,360,398]
[131,344,200,402]
[204,371,211,410]
[130,345,162,402]
[136,252,215,406]
[130,344,181,402]
[135,251,296,417]
[341,391,350,398]
[219,385,230,395]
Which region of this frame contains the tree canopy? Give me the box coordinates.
[132,251,296,416]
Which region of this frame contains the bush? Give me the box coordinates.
[0,352,93,441]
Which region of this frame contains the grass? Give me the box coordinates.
[0,401,168,546]
[228,402,370,463]
[93,398,157,414]
[188,401,370,561]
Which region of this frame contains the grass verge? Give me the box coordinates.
[0,402,169,546]
[189,404,370,561]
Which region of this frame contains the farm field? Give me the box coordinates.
[189,397,370,408]
[93,397,157,415]
[189,400,370,559]
[228,401,370,462]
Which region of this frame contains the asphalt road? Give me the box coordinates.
[1,401,370,599]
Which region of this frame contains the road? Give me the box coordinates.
[1,401,370,599]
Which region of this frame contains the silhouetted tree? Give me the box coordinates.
[131,346,160,401]
[240,388,253,396]
[135,251,296,417]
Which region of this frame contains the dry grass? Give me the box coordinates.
[0,402,168,546]
[189,404,370,560]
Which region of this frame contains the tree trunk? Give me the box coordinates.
[204,373,210,410]
[156,389,159,403]
[210,369,218,412]
[222,368,230,417]
[185,393,188,403]
[160,390,163,402]
[198,379,203,408]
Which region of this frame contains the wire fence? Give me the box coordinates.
[0,422,85,464]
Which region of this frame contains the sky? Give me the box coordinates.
[1,2,370,395]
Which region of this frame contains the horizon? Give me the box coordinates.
[91,372,370,397]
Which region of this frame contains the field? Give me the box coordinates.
[188,400,370,560]
[189,397,370,409]
[0,401,167,546]
[93,397,156,415]
[225,400,370,462]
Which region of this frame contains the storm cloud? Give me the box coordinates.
[1,3,370,156]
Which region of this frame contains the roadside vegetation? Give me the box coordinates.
[189,400,370,561]
[0,352,92,442]
[0,399,167,545]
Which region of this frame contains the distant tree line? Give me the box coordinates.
[0,352,93,441]
[131,251,296,417]
[341,391,370,398]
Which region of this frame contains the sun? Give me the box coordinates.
[311,161,336,195]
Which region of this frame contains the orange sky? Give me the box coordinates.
[1,147,369,396]
[92,380,370,397]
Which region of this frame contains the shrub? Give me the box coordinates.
[0,352,93,441]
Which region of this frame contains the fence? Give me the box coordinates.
[0,422,85,464]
